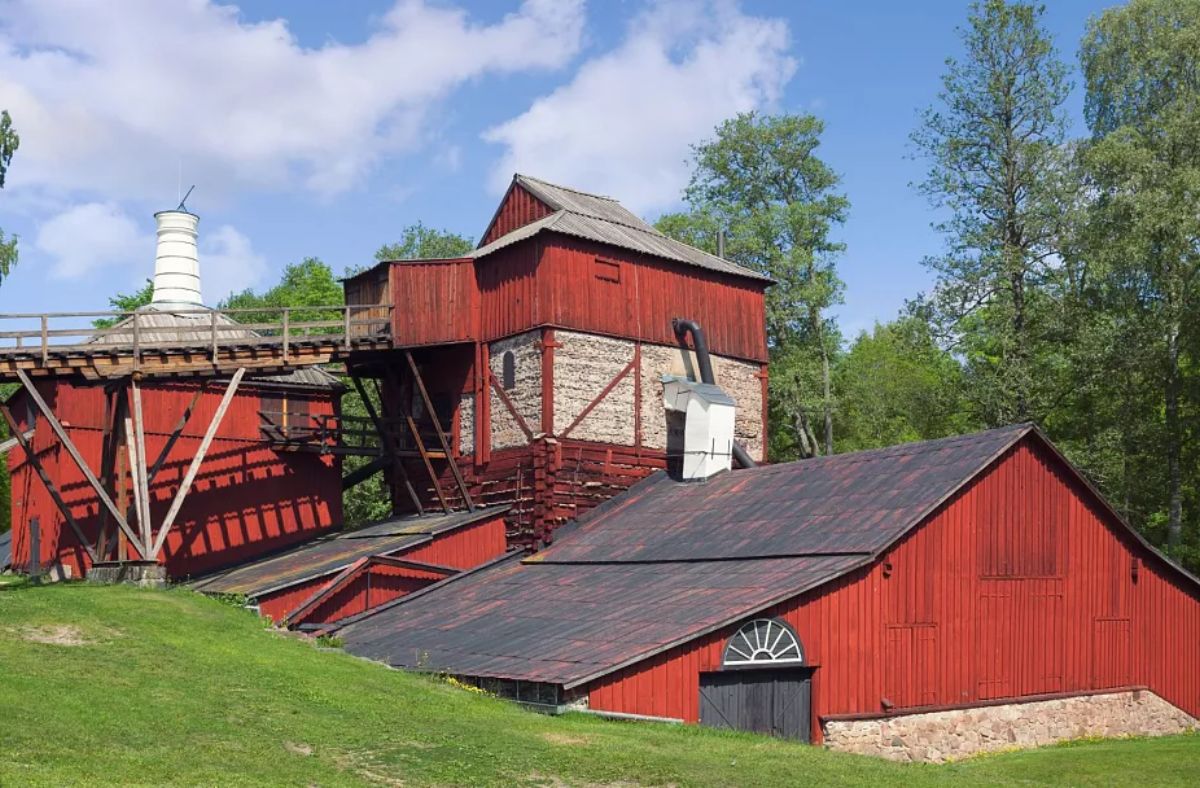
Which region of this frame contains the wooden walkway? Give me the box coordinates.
[0,305,393,381]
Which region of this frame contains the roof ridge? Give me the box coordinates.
[516,173,620,203]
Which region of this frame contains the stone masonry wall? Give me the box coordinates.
[489,331,542,450]
[482,329,765,457]
[823,690,1197,763]
[459,394,474,455]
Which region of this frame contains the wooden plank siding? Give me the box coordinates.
[346,234,768,362]
[254,514,508,623]
[586,438,1200,739]
[480,183,554,246]
[7,378,342,579]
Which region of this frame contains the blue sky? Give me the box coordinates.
[0,0,1113,339]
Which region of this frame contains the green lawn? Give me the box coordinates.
[0,577,1196,786]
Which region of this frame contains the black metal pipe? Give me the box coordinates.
[671,317,757,468]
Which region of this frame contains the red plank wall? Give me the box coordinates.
[480,184,554,246]
[587,437,1200,735]
[7,379,341,579]
[254,514,509,622]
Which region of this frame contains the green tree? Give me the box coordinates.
[1080,0,1200,550]
[93,280,154,329]
[911,0,1075,425]
[834,317,979,452]
[374,222,474,262]
[0,110,20,286]
[657,112,849,458]
[221,257,344,329]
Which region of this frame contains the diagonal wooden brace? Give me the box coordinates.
[15,369,147,558]
[0,404,96,563]
[150,368,245,558]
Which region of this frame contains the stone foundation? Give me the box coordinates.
[87,561,168,588]
[822,690,1197,763]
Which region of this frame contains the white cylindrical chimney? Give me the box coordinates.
[151,210,203,307]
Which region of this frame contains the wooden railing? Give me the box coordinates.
[0,304,393,368]
[259,411,448,458]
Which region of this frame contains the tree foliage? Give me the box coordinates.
[374,222,474,263]
[911,0,1075,425]
[658,112,849,459]
[1078,0,1200,551]
[0,110,19,287]
[93,280,154,329]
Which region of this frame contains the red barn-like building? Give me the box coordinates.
[336,425,1200,759]
[4,209,344,580]
[344,174,771,546]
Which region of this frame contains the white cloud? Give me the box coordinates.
[36,202,147,279]
[483,0,796,214]
[200,225,268,303]
[0,0,586,201]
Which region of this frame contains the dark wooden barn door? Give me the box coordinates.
[698,668,812,741]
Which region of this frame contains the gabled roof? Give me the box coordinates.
[336,425,1033,687]
[472,174,770,284]
[336,424,1200,689]
[189,508,504,598]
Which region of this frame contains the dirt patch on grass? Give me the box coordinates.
[527,771,657,787]
[284,741,313,756]
[541,732,593,746]
[17,625,92,646]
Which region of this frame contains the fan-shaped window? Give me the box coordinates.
[723,619,804,666]
[501,351,516,391]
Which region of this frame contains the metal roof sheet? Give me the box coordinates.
[336,554,866,687]
[471,175,770,283]
[535,424,1032,563]
[189,508,503,597]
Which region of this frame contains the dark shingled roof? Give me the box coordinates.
[472,175,770,284]
[189,508,504,598]
[336,425,1035,687]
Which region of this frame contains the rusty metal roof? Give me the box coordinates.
[336,426,1035,686]
[471,175,770,283]
[189,508,504,597]
[336,553,866,687]
[537,424,1033,563]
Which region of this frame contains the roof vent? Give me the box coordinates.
[663,376,735,482]
[151,209,203,308]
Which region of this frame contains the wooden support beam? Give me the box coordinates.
[0,404,96,563]
[560,357,636,439]
[94,386,120,559]
[124,417,148,555]
[350,372,423,516]
[130,379,152,549]
[539,328,559,435]
[488,370,534,441]
[406,412,451,514]
[0,429,34,456]
[404,350,474,512]
[342,455,391,490]
[146,383,206,485]
[14,370,146,557]
[151,368,245,557]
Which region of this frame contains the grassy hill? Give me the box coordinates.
[0,577,1197,786]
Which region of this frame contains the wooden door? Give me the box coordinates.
[698,668,812,741]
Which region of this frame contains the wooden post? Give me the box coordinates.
[125,417,147,554]
[540,328,559,435]
[130,379,152,550]
[94,386,119,559]
[40,316,48,366]
[14,370,146,557]
[29,516,40,582]
[151,368,245,557]
[478,343,491,465]
[281,309,290,361]
[210,310,218,362]
[404,350,474,511]
[350,372,423,515]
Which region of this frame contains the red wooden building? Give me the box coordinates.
[5,369,342,580]
[343,174,771,546]
[3,208,346,581]
[335,425,1200,754]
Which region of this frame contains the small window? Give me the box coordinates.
[502,351,516,390]
[594,258,620,283]
[723,618,805,667]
